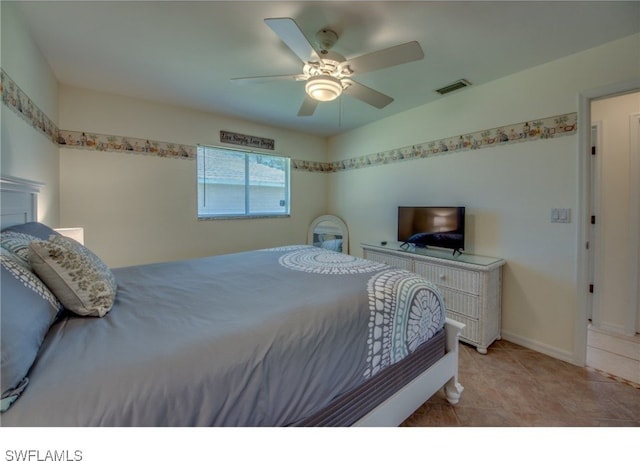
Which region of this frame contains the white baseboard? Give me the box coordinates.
[499,330,577,365]
[500,329,640,384]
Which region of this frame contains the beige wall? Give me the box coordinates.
[0,2,60,225]
[326,34,640,363]
[58,86,327,267]
[591,91,640,336]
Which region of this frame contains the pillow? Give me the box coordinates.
[1,231,44,269]
[1,223,60,270]
[2,222,61,240]
[1,248,63,412]
[29,235,117,317]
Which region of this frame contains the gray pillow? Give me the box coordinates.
[2,222,61,240]
[1,231,43,269]
[29,236,117,317]
[1,249,63,412]
[1,223,61,270]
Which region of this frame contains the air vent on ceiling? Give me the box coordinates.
[435,79,472,95]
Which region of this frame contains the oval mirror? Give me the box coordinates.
[308,215,349,254]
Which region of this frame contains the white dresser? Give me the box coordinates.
[361,242,505,353]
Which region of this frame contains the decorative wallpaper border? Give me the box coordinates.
[2,67,577,173]
[1,69,59,144]
[59,130,196,160]
[327,112,577,172]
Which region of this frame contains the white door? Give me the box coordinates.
[586,124,600,321]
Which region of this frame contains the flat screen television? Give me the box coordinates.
[398,206,465,254]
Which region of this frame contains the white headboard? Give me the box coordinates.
[0,176,43,230]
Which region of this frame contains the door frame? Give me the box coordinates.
[629,112,640,334]
[586,122,602,324]
[575,79,640,366]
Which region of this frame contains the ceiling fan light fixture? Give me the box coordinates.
[305,75,342,102]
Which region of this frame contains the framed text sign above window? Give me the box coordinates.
[220,130,275,150]
[197,145,290,219]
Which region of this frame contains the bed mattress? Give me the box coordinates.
[296,327,445,426]
[2,245,445,426]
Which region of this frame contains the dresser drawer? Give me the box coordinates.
[363,250,414,271]
[414,261,480,294]
[438,286,480,319]
[446,311,480,345]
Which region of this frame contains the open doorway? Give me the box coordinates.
[584,91,640,384]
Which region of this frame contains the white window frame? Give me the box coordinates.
[197,145,291,219]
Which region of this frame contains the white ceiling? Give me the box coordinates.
[15,1,640,137]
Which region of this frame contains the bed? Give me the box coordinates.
[0,176,464,427]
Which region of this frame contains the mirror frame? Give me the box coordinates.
[308,214,349,254]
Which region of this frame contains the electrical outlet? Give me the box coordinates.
[551,208,571,223]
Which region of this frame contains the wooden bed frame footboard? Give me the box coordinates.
[354,318,465,426]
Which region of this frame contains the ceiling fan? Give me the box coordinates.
[231,17,424,116]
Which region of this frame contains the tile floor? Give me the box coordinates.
[401,340,640,426]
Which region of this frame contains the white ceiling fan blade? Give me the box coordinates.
[345,41,424,74]
[264,17,322,63]
[343,80,394,109]
[297,96,318,116]
[230,74,303,85]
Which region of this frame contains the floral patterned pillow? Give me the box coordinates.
[29,236,117,317]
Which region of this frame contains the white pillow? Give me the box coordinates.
[29,236,117,317]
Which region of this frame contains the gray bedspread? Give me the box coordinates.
[2,245,445,426]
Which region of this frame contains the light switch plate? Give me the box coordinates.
[551,208,571,223]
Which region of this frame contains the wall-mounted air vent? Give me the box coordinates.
[435,79,472,95]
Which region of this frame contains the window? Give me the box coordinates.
[197,145,290,219]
